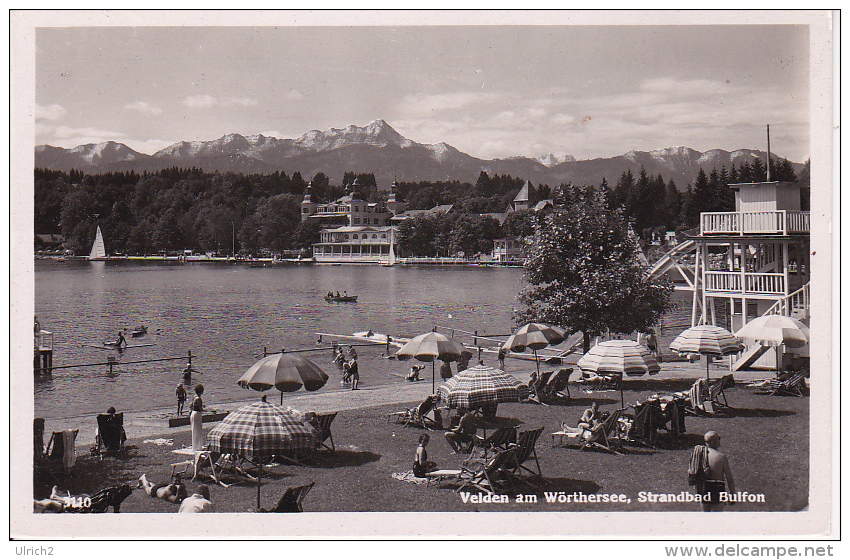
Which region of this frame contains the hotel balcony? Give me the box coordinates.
[700,211,810,236]
[704,271,787,296]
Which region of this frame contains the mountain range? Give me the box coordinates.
[35,119,802,189]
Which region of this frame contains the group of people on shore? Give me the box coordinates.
[334,345,360,390]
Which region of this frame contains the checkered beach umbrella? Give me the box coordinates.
[206,400,319,462]
[670,325,743,381]
[735,315,810,349]
[437,364,529,410]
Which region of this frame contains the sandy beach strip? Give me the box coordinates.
[38,356,768,447]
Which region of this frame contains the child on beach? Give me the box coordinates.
[412,433,437,478]
[176,383,187,416]
[407,364,424,381]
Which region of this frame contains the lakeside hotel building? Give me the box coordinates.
[301,179,407,264]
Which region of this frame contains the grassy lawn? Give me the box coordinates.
[35,378,808,513]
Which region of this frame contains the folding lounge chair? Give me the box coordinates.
[708,374,735,408]
[455,446,517,495]
[527,371,553,404]
[583,410,623,455]
[261,481,315,512]
[388,396,440,429]
[554,411,623,455]
[45,429,79,476]
[685,378,715,415]
[474,426,517,452]
[316,412,337,452]
[93,412,126,458]
[543,368,572,400]
[504,427,545,485]
[767,372,808,397]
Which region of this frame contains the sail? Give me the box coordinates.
[88,226,107,260]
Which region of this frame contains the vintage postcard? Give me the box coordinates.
[10,9,836,543]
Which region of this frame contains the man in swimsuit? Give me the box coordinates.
[138,473,188,504]
[702,431,736,512]
[116,331,127,348]
[445,411,477,453]
[578,401,601,432]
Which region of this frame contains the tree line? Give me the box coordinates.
[34,157,809,256]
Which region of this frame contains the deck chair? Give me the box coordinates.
[316,412,337,452]
[456,446,517,495]
[685,378,715,415]
[543,368,572,400]
[504,427,545,485]
[527,371,554,404]
[708,374,735,408]
[583,410,623,455]
[261,482,315,512]
[388,395,440,429]
[474,426,517,452]
[45,429,79,475]
[93,412,127,458]
[766,372,808,396]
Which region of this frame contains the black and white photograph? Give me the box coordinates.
[10,9,836,543]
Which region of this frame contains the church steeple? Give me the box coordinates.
[300,181,318,221]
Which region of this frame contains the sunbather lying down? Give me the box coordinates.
[33,485,75,512]
[138,473,188,503]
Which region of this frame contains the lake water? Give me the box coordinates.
[34,261,530,418]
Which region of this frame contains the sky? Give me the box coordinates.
[34,22,812,162]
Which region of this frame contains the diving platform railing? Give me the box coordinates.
[700,210,810,236]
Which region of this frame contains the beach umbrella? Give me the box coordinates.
[396,331,470,393]
[502,323,568,377]
[735,315,810,349]
[238,352,329,404]
[577,340,660,407]
[436,364,529,411]
[670,325,743,382]
[206,399,319,510]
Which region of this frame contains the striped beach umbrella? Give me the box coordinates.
[437,364,529,411]
[735,315,810,349]
[577,340,660,407]
[670,325,743,381]
[502,323,569,377]
[396,331,470,393]
[238,352,329,404]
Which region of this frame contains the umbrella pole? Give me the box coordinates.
[432,362,436,394]
[280,390,284,405]
[620,375,625,409]
[706,356,711,383]
[257,465,262,511]
[534,349,541,376]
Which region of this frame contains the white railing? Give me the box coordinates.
[765,282,810,317]
[701,211,810,235]
[745,272,785,294]
[704,271,742,292]
[704,271,785,294]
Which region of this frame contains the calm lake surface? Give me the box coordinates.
[34,261,529,418]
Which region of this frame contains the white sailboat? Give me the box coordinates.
[88,226,107,260]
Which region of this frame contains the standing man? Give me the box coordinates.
[348,358,360,390]
[702,431,735,512]
[497,347,507,369]
[176,383,187,416]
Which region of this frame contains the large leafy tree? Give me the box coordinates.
[516,188,673,352]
